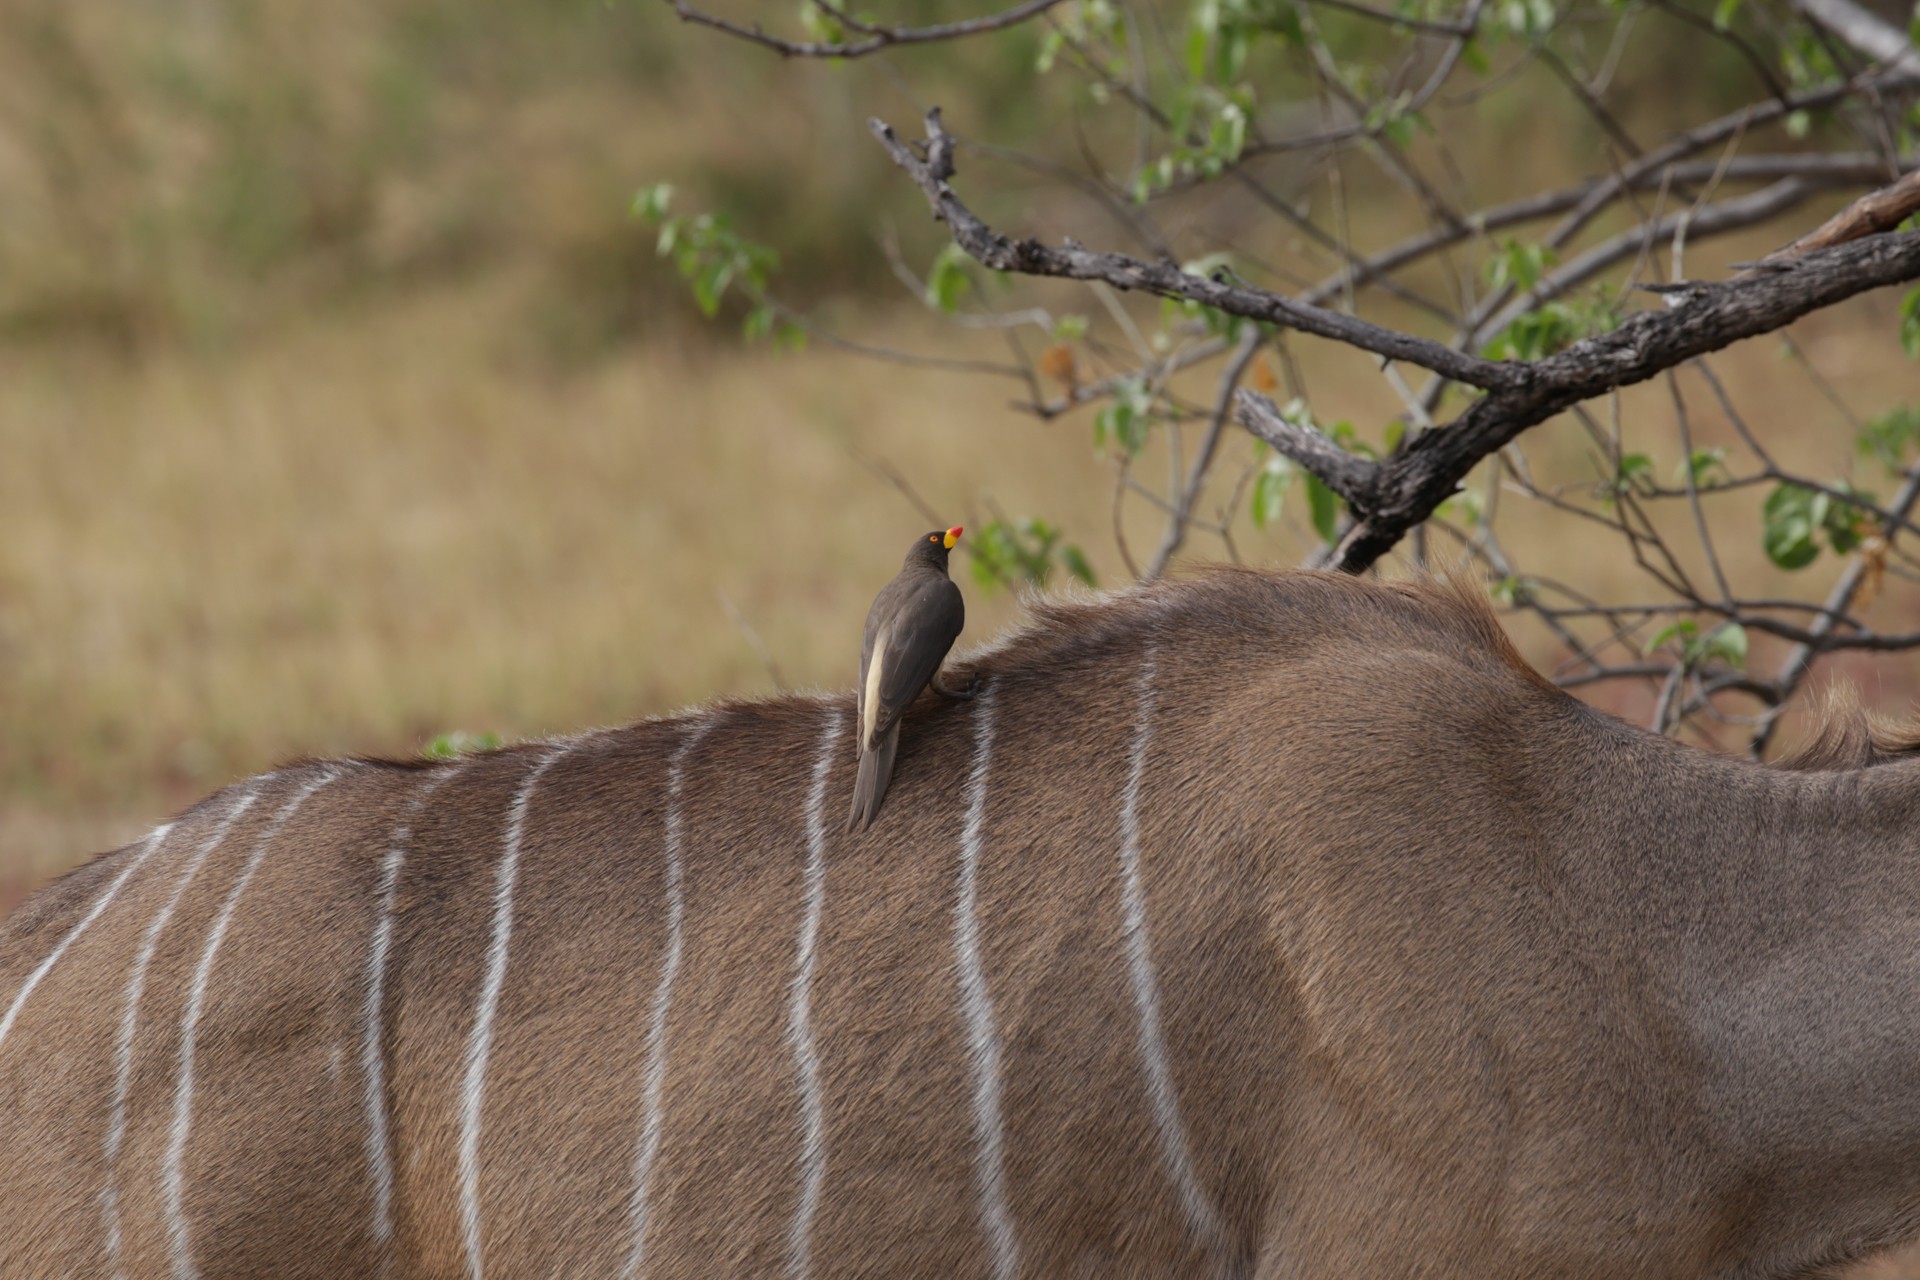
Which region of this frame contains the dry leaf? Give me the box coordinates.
[1039,344,1078,386]
[1857,534,1889,610]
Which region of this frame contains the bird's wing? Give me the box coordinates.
[866,576,964,743]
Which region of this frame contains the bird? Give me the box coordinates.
[847,526,970,831]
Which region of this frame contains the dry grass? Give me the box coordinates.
[5,253,1918,916]
[2,0,1917,926]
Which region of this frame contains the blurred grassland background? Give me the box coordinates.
[3,0,1918,914]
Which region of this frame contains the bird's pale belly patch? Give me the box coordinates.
[862,620,890,746]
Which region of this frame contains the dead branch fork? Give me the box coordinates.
[871,108,1920,575]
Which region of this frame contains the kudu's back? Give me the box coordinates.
[2,570,1704,1279]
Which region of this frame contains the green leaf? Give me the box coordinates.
[1786,109,1811,139]
[1050,314,1089,342]
[1822,479,1877,554]
[1250,453,1294,530]
[1762,483,1824,569]
[1705,622,1747,668]
[692,259,733,317]
[1325,420,1377,460]
[1036,27,1066,71]
[1644,618,1698,657]
[968,517,1082,594]
[1858,403,1920,474]
[1436,484,1484,525]
[1643,618,1744,669]
[1489,575,1539,606]
[1675,447,1729,489]
[1613,452,1653,496]
[1061,544,1097,587]
[743,305,775,341]
[1711,0,1741,30]
[632,183,674,223]
[424,730,501,759]
[798,0,845,43]
[1305,472,1341,544]
[1485,239,1554,293]
[1094,378,1153,455]
[926,244,972,314]
[1901,288,1920,360]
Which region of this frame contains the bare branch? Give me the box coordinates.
[1477,176,1816,340]
[1788,0,1920,73]
[1234,390,1379,505]
[1305,0,1476,36]
[664,0,1069,58]
[1300,153,1916,308]
[1146,328,1263,579]
[1332,229,1920,571]
[870,107,1920,577]
[1746,168,1920,268]
[1749,461,1920,757]
[1640,0,1791,102]
[715,589,787,690]
[870,109,1523,390]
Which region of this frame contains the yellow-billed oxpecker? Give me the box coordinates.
[847,526,969,831]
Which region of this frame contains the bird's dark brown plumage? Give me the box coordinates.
[847,528,966,830]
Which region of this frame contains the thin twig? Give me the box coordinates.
[716,589,787,690]
[1146,327,1263,578]
[665,0,1070,58]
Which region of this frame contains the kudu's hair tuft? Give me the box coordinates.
[1775,681,1920,771]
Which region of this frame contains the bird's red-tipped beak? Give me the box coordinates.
[944,526,963,549]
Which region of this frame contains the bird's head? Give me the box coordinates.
[908,526,963,568]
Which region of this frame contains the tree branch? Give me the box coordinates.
[1235,390,1380,505]
[1477,176,1815,339]
[869,109,1523,390]
[1331,230,1920,571]
[1146,328,1263,579]
[664,0,1069,58]
[873,108,1920,578]
[1788,0,1920,73]
[1304,0,1476,36]
[1746,168,1920,268]
[1300,152,1916,308]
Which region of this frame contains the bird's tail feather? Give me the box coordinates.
[845,722,900,832]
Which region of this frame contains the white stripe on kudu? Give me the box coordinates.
[362,766,463,1254]
[166,769,339,1280]
[102,792,261,1277]
[786,708,842,1280]
[459,743,577,1280]
[622,717,717,1280]
[953,684,1020,1280]
[1120,649,1230,1252]
[0,821,179,1059]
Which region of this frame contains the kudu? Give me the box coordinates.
[6,567,1920,1280]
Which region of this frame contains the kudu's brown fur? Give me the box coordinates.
[6,568,1920,1280]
